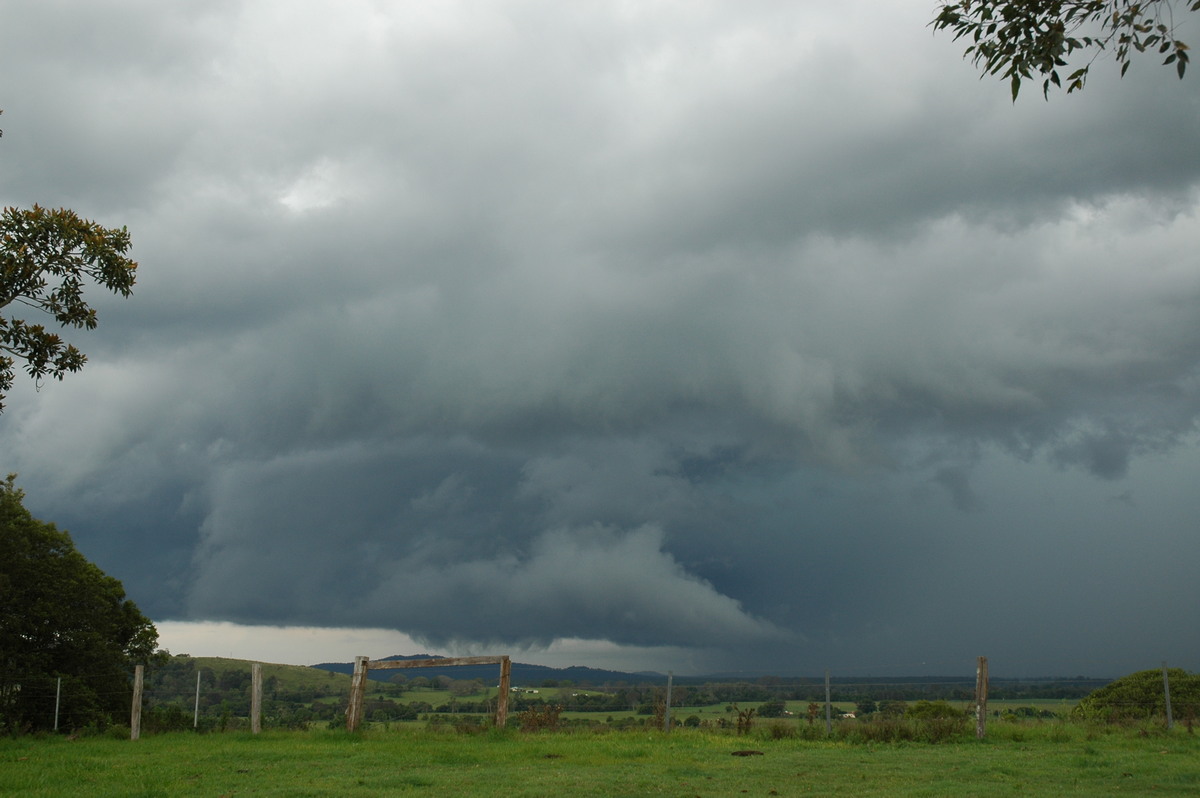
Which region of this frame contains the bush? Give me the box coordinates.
[143,704,193,734]
[906,701,964,720]
[835,712,968,744]
[519,705,563,732]
[1073,669,1200,724]
[763,721,796,740]
[839,717,914,743]
[915,715,968,743]
[105,724,131,740]
[756,699,787,718]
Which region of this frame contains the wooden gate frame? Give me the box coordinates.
[346,655,511,731]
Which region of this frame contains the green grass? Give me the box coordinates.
[2,723,1197,797]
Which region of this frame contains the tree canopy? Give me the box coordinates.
[932,0,1198,99]
[0,475,158,732]
[0,204,137,413]
[1072,667,1200,723]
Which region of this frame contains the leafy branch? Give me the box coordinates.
[931,0,1198,99]
[0,205,137,412]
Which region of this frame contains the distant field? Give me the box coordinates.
[2,723,1196,797]
[150,658,1087,735]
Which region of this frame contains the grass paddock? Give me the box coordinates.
[2,723,1198,796]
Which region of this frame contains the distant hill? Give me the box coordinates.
[189,656,355,690]
[161,654,1108,701]
[311,654,665,686]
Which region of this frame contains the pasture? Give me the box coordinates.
[2,722,1198,797]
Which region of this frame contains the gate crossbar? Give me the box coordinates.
[346,654,512,730]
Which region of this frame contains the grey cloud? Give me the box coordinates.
[3,1,1200,674]
[934,466,984,512]
[180,440,784,648]
[364,524,790,649]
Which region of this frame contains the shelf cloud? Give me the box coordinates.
[2,0,1198,676]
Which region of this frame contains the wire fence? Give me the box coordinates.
[3,659,1195,736]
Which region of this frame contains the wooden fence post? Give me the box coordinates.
[130,664,144,741]
[975,656,989,740]
[824,669,832,735]
[495,657,511,729]
[251,663,263,734]
[346,656,369,732]
[1162,662,1174,731]
[663,671,673,732]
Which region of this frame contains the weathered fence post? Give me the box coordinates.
[251,663,263,734]
[1162,662,1174,731]
[193,670,201,729]
[663,671,673,732]
[53,677,61,732]
[975,656,989,740]
[495,657,511,729]
[346,656,369,732]
[130,664,144,741]
[824,669,832,735]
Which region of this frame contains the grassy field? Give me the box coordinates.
[190,658,349,690]
[2,722,1197,797]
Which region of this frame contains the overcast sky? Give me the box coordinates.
[2,1,1198,677]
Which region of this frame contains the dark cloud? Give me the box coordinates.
[934,466,984,513]
[2,0,1199,675]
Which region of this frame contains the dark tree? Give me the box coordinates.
[1073,668,1200,723]
[756,698,787,718]
[0,475,158,732]
[855,699,878,716]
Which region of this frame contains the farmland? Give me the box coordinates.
[130,655,1100,734]
[2,722,1198,797]
[7,657,1198,795]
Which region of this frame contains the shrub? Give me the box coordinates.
[915,715,968,743]
[838,717,914,743]
[519,704,563,732]
[833,711,967,744]
[795,722,826,741]
[757,699,787,718]
[906,701,964,720]
[763,721,796,740]
[105,724,131,740]
[143,704,193,734]
[732,705,756,735]
[1073,669,1200,724]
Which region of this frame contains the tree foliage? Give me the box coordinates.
[1072,667,1200,722]
[904,699,965,720]
[0,475,158,732]
[0,204,137,413]
[932,0,1198,99]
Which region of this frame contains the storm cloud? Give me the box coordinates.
[2,0,1198,676]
